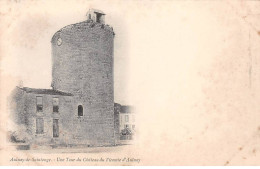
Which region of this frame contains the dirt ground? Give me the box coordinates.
[9,142,133,154]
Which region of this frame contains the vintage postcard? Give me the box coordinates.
[1,0,260,166]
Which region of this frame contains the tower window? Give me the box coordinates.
[78,105,83,116]
[36,96,43,112]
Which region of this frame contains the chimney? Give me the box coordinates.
[86,9,106,24]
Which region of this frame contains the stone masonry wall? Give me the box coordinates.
[51,20,115,145]
[23,93,74,146]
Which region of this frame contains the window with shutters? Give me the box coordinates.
[53,97,59,113]
[125,115,129,122]
[36,96,43,112]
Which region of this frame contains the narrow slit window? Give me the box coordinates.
[78,105,83,116]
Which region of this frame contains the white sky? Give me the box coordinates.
[1,0,132,105]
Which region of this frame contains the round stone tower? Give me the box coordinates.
[51,9,115,145]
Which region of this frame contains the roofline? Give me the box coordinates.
[89,8,105,15]
[51,20,115,43]
[17,86,73,96]
[94,11,106,15]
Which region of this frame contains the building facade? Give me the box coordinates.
[114,103,135,140]
[119,105,135,133]
[9,9,117,147]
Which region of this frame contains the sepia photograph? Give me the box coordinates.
[1,0,260,166]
